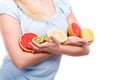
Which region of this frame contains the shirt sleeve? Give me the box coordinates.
[58,0,72,17]
[0,0,20,21]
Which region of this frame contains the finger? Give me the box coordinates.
[36,42,49,48]
[29,42,44,53]
[31,41,46,48]
[50,36,60,45]
[72,42,83,46]
[32,49,43,53]
[78,38,88,44]
[29,42,39,50]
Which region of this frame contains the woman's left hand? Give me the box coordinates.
[29,37,61,53]
[63,36,89,46]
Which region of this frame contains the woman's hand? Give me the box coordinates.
[63,36,89,46]
[29,37,61,54]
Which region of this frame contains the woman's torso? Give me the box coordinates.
[0,0,72,79]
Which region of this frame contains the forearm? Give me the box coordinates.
[16,51,52,69]
[57,45,90,56]
[7,45,52,69]
[3,34,52,69]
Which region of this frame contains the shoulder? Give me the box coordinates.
[0,0,20,21]
[55,0,72,17]
[56,0,71,7]
[0,0,18,8]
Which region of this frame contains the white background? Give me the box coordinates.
[0,0,120,80]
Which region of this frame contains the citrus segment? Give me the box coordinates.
[47,29,67,43]
[68,23,81,37]
[81,28,94,42]
[19,32,38,52]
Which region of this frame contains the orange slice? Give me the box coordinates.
[81,28,94,42]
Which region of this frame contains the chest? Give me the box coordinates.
[18,0,68,35]
[20,14,68,36]
[29,0,56,17]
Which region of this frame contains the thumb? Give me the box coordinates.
[50,36,60,45]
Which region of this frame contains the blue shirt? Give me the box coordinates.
[0,0,72,80]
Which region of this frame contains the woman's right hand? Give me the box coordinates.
[29,36,61,54]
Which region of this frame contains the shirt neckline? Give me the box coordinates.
[48,0,59,19]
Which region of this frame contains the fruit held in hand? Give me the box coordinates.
[19,32,38,52]
[32,36,45,44]
[19,30,67,52]
[81,28,94,42]
[47,29,67,43]
[44,35,51,42]
[68,23,81,37]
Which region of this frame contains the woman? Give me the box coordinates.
[0,0,90,80]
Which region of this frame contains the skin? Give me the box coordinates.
[0,0,90,69]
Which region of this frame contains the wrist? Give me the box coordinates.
[55,45,63,54]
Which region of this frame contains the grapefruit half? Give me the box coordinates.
[47,29,67,43]
[19,32,38,52]
[68,23,81,37]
